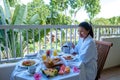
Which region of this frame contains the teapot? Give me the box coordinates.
[61,42,73,53]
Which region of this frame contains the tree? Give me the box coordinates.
[48,0,100,24]
[92,18,110,25]
[49,0,83,24]
[0,0,27,58]
[69,0,83,17]
[8,0,19,7]
[92,16,120,25]
[49,0,68,24]
[108,16,120,25]
[83,0,100,23]
[26,0,50,25]
[47,14,72,25]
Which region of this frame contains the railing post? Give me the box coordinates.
[32,29,35,53]
[44,29,46,50]
[38,29,41,51]
[50,28,52,49]
[55,28,58,50]
[0,44,1,61]
[60,29,62,47]
[118,27,120,35]
[117,27,120,34]
[5,29,9,60]
[97,27,101,40]
[70,28,72,42]
[74,28,77,45]
[12,29,16,58]
[20,30,23,57]
[66,29,68,42]
[26,30,29,54]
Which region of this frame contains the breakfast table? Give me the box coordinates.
[10,51,86,80]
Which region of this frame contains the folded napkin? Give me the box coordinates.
[67,61,82,68]
[59,56,68,66]
[25,53,37,58]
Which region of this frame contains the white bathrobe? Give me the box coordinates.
[74,35,98,80]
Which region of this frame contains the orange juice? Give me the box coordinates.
[53,50,58,56]
[42,54,47,61]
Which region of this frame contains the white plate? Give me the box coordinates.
[25,53,37,58]
[62,54,77,61]
[19,59,39,68]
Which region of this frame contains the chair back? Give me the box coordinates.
[95,41,113,80]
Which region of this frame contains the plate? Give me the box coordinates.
[19,59,39,68]
[52,57,61,64]
[25,53,37,58]
[62,54,77,61]
[42,68,58,77]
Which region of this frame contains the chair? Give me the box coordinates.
[95,40,113,80]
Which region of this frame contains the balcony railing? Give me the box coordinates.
[0,25,120,63]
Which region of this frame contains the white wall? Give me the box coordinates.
[101,36,120,69]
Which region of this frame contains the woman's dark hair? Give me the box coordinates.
[78,21,94,38]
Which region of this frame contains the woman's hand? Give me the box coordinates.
[72,43,75,48]
[72,52,77,56]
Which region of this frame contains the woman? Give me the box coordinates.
[73,22,98,80]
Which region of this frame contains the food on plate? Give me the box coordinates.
[52,58,61,64]
[44,57,62,68]
[58,65,70,75]
[58,69,64,75]
[44,60,54,68]
[63,55,73,60]
[22,60,35,66]
[42,64,70,77]
[42,68,58,77]
[64,66,70,73]
[60,65,66,71]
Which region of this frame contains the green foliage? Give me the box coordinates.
[22,29,50,43]
[49,0,68,11]
[25,0,73,44]
[26,0,50,25]
[0,6,6,24]
[29,14,40,24]
[47,14,72,25]
[8,0,18,7]
[3,0,12,23]
[69,0,83,9]
[92,18,110,25]
[0,0,27,58]
[49,0,83,24]
[11,4,27,25]
[92,16,120,25]
[83,0,100,23]
[108,16,120,25]
[69,0,83,16]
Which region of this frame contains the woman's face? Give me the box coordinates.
[78,27,89,38]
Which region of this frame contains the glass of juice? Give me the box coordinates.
[53,50,58,56]
[42,54,47,61]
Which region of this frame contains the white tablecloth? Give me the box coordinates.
[11,58,86,80]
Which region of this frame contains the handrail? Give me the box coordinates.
[0,25,120,63]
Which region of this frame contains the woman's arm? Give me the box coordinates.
[71,43,79,55]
